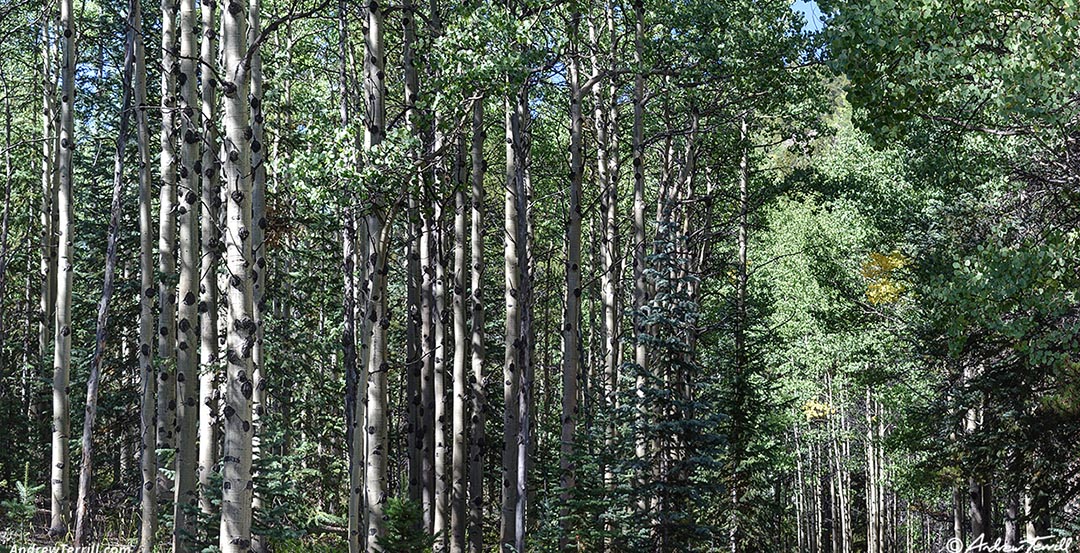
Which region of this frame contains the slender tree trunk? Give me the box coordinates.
[630,0,650,524]
[434,194,450,553]
[362,0,390,548]
[450,140,469,553]
[402,0,423,513]
[499,90,523,553]
[218,0,256,548]
[559,9,585,547]
[198,0,221,520]
[157,0,180,504]
[514,91,533,553]
[72,12,136,544]
[246,0,268,547]
[172,0,202,547]
[466,95,486,553]
[134,3,158,549]
[50,0,76,535]
[421,193,437,534]
[0,66,12,360]
[39,3,60,447]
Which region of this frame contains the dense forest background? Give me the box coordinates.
[0,0,1078,552]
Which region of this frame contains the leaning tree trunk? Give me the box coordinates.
[218,0,256,549]
[134,2,157,549]
[466,95,486,553]
[72,11,136,544]
[198,0,221,520]
[157,0,180,503]
[50,0,76,535]
[173,0,202,547]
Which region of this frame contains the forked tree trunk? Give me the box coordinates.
[73,9,136,545]
[50,0,76,535]
[218,0,256,549]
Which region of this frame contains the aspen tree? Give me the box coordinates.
[73,8,136,544]
[198,0,221,519]
[50,0,75,534]
[134,2,158,548]
[218,0,257,548]
[450,137,468,553]
[247,0,267,548]
[173,0,202,546]
[362,0,391,548]
[560,3,585,545]
[499,89,523,552]
[157,0,180,502]
[466,95,486,553]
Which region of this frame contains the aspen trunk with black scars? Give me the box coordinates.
[247,1,267,548]
[402,0,423,512]
[560,6,585,546]
[157,0,180,503]
[514,106,533,553]
[630,0,654,529]
[499,90,523,552]
[421,200,436,533]
[198,0,221,519]
[50,0,76,535]
[173,0,202,547]
[450,136,469,553]
[433,194,449,553]
[728,115,750,553]
[39,8,59,425]
[466,96,486,553]
[219,0,256,549]
[73,12,136,544]
[134,3,158,549]
[362,0,390,548]
[590,7,621,542]
[339,2,365,551]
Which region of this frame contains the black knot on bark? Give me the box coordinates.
[223,405,236,419]
[231,190,244,203]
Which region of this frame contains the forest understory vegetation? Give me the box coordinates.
[0,0,1078,552]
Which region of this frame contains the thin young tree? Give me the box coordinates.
[450,138,469,553]
[134,2,158,549]
[560,5,585,544]
[49,0,75,535]
[157,0,180,502]
[73,7,136,544]
[466,94,486,553]
[198,0,221,519]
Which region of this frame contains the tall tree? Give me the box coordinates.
[198,0,221,520]
[173,0,202,547]
[466,95,486,553]
[362,0,391,548]
[73,7,136,544]
[450,138,468,553]
[134,1,158,549]
[560,3,585,545]
[218,0,256,548]
[157,0,180,503]
[49,0,76,535]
